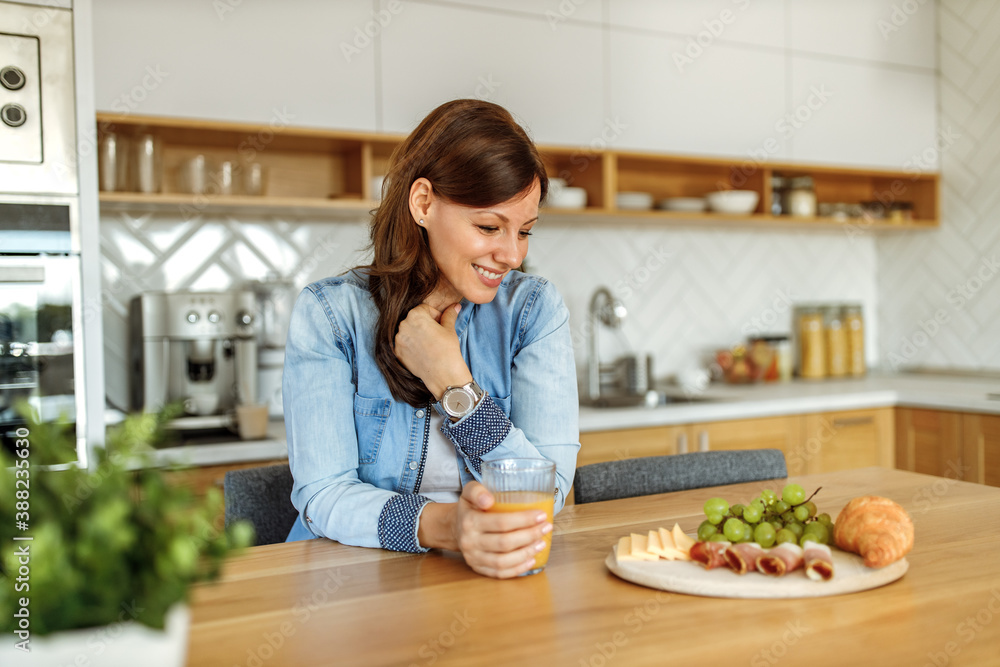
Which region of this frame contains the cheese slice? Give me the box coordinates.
[655,527,687,560]
[616,535,638,561]
[671,523,697,556]
[629,533,659,561]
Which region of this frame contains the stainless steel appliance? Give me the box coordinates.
[129,291,259,432]
[245,276,295,418]
[0,197,83,455]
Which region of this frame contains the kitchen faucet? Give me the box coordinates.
[588,286,627,401]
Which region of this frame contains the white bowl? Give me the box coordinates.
[548,177,567,189]
[546,186,587,209]
[705,190,759,214]
[616,191,654,210]
[658,197,707,212]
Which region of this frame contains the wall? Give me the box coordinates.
[877,0,1000,372]
[91,0,939,407]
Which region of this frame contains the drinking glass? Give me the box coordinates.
[482,458,556,576]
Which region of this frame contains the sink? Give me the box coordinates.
[580,390,716,408]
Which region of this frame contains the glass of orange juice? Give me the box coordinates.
[482,458,556,576]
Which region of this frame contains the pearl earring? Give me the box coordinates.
[418,219,424,225]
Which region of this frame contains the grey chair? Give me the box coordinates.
[571,449,788,504]
[224,463,298,546]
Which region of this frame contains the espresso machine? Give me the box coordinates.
[129,290,258,431]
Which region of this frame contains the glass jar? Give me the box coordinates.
[797,307,826,379]
[844,305,866,376]
[824,306,848,378]
[786,176,817,217]
[770,176,787,215]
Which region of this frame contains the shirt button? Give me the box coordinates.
[409,461,419,470]
[416,409,425,418]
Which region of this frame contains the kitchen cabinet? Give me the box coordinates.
[96,113,939,231]
[577,425,686,468]
[798,408,894,475]
[963,413,1000,488]
[895,408,965,480]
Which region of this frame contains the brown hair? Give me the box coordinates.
[359,99,548,407]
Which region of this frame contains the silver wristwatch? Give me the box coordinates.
[441,379,485,420]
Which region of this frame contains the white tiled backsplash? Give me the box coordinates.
[101,211,878,409]
[876,0,1000,372]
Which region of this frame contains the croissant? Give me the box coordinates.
[833,495,914,568]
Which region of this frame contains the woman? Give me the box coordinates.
[283,99,580,579]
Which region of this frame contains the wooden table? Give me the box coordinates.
[187,468,1000,666]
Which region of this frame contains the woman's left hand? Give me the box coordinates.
[394,302,472,399]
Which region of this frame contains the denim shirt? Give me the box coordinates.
[282,269,580,552]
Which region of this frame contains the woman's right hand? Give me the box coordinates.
[454,481,552,579]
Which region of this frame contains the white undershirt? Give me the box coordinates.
[419,411,463,503]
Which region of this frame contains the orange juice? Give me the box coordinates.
[488,491,554,571]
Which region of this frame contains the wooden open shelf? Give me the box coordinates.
[96,113,939,230]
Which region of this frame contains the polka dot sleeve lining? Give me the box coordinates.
[440,394,512,474]
[377,493,432,553]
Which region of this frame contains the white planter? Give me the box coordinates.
[1,603,189,666]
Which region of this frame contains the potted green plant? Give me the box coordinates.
[0,407,253,665]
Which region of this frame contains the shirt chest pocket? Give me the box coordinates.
[353,394,391,465]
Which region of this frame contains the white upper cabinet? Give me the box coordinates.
[789,55,938,169]
[609,30,788,158]
[380,2,606,145]
[91,0,378,130]
[789,0,937,69]
[609,0,786,50]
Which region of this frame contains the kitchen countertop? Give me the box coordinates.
[152,372,1000,467]
[580,371,1000,432]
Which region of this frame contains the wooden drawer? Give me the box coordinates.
[800,408,893,475]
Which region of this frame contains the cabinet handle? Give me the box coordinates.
[676,432,688,454]
[698,431,709,452]
[831,416,874,428]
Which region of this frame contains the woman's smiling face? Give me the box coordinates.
[410,177,540,308]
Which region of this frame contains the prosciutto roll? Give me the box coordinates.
[690,541,731,569]
[802,541,835,581]
[724,542,765,575]
[756,542,804,577]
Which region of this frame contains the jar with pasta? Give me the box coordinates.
[797,307,826,379]
[844,305,866,376]
[824,306,849,378]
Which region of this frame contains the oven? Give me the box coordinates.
[0,197,84,461]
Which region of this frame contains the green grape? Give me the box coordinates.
[775,528,797,545]
[750,499,765,512]
[730,503,745,519]
[707,512,724,525]
[817,513,832,525]
[742,505,762,523]
[803,501,817,518]
[785,521,804,538]
[798,533,817,548]
[782,483,806,505]
[803,522,830,544]
[793,505,810,522]
[708,533,729,542]
[697,520,718,541]
[773,500,790,514]
[770,520,784,532]
[781,511,796,524]
[704,497,729,516]
[761,488,777,503]
[723,518,745,541]
[754,522,776,548]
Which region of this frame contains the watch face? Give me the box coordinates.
[443,387,474,416]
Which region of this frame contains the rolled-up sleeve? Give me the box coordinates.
[283,286,431,552]
[441,280,580,513]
